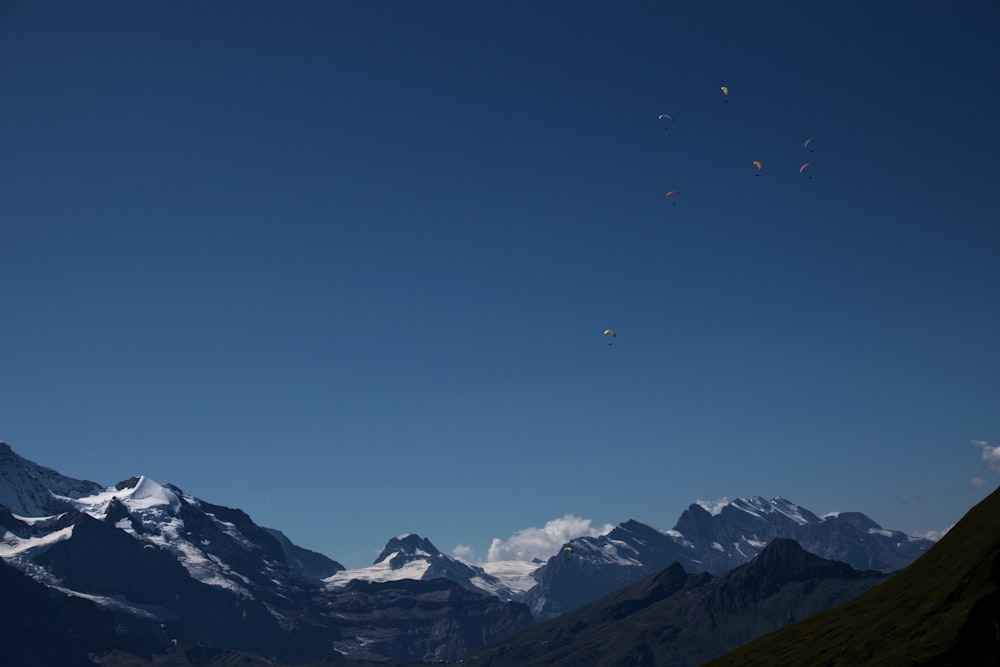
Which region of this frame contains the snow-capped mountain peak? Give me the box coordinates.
[0,441,103,516]
[68,475,182,519]
[0,443,528,663]
[326,533,540,601]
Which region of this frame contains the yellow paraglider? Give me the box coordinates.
[720,86,729,102]
[603,329,616,337]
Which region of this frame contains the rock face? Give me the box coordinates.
[322,578,534,663]
[264,526,345,581]
[524,496,933,619]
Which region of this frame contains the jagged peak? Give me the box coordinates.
[374,533,441,564]
[751,537,810,563]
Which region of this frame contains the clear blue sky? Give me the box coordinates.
[2,1,998,568]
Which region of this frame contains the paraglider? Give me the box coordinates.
[604,329,616,346]
[799,161,815,179]
[563,546,574,554]
[665,190,679,205]
[720,86,729,102]
[752,160,763,175]
[658,114,675,129]
[803,137,816,152]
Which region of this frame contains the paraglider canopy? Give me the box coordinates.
[799,161,815,173]
[803,137,816,151]
[752,160,763,175]
[603,329,616,337]
[720,86,729,101]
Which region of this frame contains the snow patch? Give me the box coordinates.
[478,560,540,594]
[324,556,432,588]
[0,525,73,558]
[665,529,693,549]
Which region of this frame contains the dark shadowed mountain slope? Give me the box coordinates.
[465,539,889,667]
[705,485,1000,667]
[321,578,534,663]
[265,526,345,581]
[0,559,161,667]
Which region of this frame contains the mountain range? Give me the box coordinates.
[522,495,932,619]
[464,538,892,666]
[0,442,532,663]
[0,441,938,664]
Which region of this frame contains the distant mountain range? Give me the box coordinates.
[523,495,932,619]
[0,441,938,664]
[468,486,1000,667]
[465,538,892,666]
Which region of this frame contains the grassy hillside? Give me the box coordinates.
[705,486,1000,666]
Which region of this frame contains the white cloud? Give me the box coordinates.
[452,544,475,561]
[969,476,988,489]
[487,514,614,562]
[972,440,1000,473]
[918,525,953,542]
[695,497,730,515]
